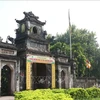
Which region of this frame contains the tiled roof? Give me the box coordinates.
[0,42,17,50]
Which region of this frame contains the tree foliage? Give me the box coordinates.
[47,25,100,78]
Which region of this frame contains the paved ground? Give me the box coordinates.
[0,96,14,100]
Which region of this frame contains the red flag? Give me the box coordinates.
[86,60,91,69]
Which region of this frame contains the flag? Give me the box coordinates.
[86,59,91,69]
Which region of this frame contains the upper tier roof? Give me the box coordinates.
[15,11,46,26]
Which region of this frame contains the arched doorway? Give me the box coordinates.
[32,63,47,89]
[61,70,65,88]
[56,70,59,88]
[1,65,11,96]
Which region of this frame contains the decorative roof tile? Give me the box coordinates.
[0,42,17,50]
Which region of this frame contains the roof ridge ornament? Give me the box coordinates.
[6,35,15,44]
[15,11,46,25]
[23,11,39,20]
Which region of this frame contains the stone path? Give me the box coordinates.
[0,96,14,100]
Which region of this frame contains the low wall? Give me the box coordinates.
[73,77,98,88]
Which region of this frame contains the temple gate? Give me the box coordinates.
[15,11,56,90]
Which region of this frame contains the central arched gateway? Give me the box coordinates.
[26,54,55,90]
[1,65,11,96]
[32,63,48,89]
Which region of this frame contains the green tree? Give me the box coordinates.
[48,24,100,78]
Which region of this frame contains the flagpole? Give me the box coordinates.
[68,9,73,88]
[68,9,72,59]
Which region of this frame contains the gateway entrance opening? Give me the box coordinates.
[1,65,11,96]
[32,63,51,89]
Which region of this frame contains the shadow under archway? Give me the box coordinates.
[1,65,11,96]
[32,63,51,89]
[61,70,65,88]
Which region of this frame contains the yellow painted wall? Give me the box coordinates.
[26,61,31,89]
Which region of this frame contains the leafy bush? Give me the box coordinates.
[52,89,65,93]
[15,87,100,100]
[15,89,73,100]
[86,87,100,98]
[66,88,90,100]
[53,93,73,100]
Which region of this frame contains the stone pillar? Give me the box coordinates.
[16,60,20,92]
[64,69,67,88]
[68,66,72,88]
[26,61,31,90]
[58,66,61,88]
[26,21,30,35]
[52,64,55,88]
[11,65,15,94]
[65,68,69,88]
[0,60,1,96]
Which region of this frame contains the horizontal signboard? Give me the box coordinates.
[27,54,55,64]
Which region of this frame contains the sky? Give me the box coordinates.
[0,1,100,45]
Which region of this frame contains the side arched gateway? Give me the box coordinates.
[61,70,65,88]
[1,65,12,95]
[0,60,18,96]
